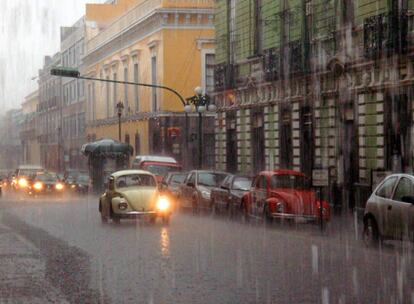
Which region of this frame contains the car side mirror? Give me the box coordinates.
[187,182,195,188]
[108,177,115,191]
[401,195,414,204]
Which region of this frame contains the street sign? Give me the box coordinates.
[312,169,329,187]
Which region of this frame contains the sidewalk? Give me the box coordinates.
[0,222,69,304]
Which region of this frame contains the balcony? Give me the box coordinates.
[364,10,408,59]
[214,64,236,91]
[263,48,280,82]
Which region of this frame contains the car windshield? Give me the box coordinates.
[116,174,156,189]
[270,175,310,190]
[19,170,42,177]
[145,165,178,177]
[77,175,89,183]
[36,173,58,182]
[232,177,252,191]
[198,172,227,187]
[170,174,186,185]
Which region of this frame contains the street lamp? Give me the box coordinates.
[116,101,124,141]
[185,86,216,169]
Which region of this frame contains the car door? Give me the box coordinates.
[182,172,196,207]
[251,175,268,217]
[391,177,414,241]
[374,176,399,239]
[218,176,232,210]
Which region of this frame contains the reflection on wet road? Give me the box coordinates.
[1,196,413,304]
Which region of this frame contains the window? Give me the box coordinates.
[255,175,267,189]
[204,53,215,94]
[133,63,139,112]
[221,175,232,189]
[270,175,310,190]
[124,67,128,110]
[151,56,157,112]
[253,0,263,55]
[187,173,195,185]
[376,176,398,199]
[125,134,130,144]
[393,178,414,202]
[228,0,236,63]
[232,176,252,191]
[113,72,117,115]
[106,76,110,117]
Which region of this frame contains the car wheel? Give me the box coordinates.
[363,217,380,247]
[192,197,199,215]
[99,202,108,223]
[264,205,273,226]
[240,201,249,223]
[101,213,108,223]
[211,199,217,216]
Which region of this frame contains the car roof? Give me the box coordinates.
[134,155,178,164]
[189,170,228,174]
[18,165,43,170]
[111,170,155,178]
[260,169,306,177]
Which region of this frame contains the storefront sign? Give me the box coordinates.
[312,169,329,187]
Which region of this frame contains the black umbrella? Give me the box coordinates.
[81,138,134,156]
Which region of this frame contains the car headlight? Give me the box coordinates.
[201,190,211,200]
[55,183,64,191]
[18,178,28,188]
[276,202,285,213]
[71,184,76,189]
[33,182,43,191]
[156,196,170,211]
[118,199,128,210]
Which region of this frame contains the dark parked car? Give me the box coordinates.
[178,170,228,213]
[210,174,253,217]
[162,172,187,210]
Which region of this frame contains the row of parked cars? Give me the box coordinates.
[161,169,330,224]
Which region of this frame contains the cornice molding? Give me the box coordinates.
[84,9,214,67]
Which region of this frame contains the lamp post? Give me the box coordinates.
[185,87,217,169]
[116,101,124,141]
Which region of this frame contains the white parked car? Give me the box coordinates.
[363,174,414,245]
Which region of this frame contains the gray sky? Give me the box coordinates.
[0,0,103,111]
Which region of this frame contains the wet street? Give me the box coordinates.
[0,195,413,304]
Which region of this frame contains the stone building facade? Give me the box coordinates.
[213,0,414,210]
[60,17,87,170]
[83,0,216,169]
[37,53,62,172]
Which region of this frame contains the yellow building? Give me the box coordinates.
[82,0,215,168]
[20,91,41,165]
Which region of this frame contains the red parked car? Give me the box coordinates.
[241,170,330,223]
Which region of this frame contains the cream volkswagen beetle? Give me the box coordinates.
[99,170,171,224]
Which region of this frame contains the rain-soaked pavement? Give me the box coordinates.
[0,195,413,304]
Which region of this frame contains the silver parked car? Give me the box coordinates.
[363,174,414,245]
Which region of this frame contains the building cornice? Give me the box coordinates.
[84,9,214,67]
